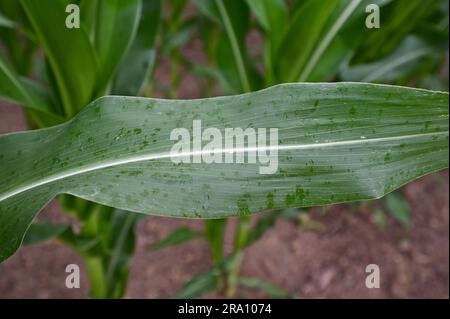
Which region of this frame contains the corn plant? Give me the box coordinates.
[151,0,449,297]
[0,0,448,299]
[0,0,162,298]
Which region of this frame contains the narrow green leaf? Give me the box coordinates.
[239,277,290,298]
[0,12,14,28]
[245,0,288,85]
[160,18,195,56]
[174,267,220,298]
[20,0,98,116]
[215,0,251,92]
[112,0,162,96]
[79,0,99,39]
[298,0,362,82]
[150,227,203,251]
[94,0,141,94]
[246,212,278,247]
[22,222,69,246]
[193,0,220,23]
[276,0,339,82]
[383,191,411,227]
[352,0,441,63]
[245,0,287,36]
[0,53,60,117]
[205,219,226,263]
[104,209,139,298]
[341,36,435,83]
[306,0,392,82]
[0,83,448,262]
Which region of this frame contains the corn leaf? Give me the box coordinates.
[94,0,142,94]
[0,53,58,117]
[112,0,161,96]
[20,0,99,117]
[0,83,448,262]
[150,227,203,251]
[341,36,437,83]
[383,192,411,227]
[214,0,259,92]
[22,222,69,246]
[276,0,339,82]
[239,277,290,298]
[205,219,226,263]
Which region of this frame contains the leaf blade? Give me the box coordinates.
[0,83,448,262]
[20,0,98,116]
[150,227,203,251]
[94,0,142,94]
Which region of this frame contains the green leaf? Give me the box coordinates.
[383,191,411,227]
[0,1,37,42]
[239,277,290,298]
[305,0,391,82]
[0,12,14,28]
[214,0,252,92]
[246,212,278,247]
[0,83,448,262]
[94,0,142,94]
[22,222,69,246]
[79,0,99,40]
[174,267,220,298]
[351,0,441,64]
[0,53,61,118]
[245,0,288,86]
[150,226,203,251]
[296,0,363,82]
[112,0,161,96]
[60,206,140,298]
[103,209,139,298]
[160,18,195,56]
[20,0,99,117]
[341,36,438,83]
[276,0,339,82]
[193,0,220,25]
[205,219,226,263]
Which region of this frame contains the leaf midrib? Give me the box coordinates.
[1,131,447,202]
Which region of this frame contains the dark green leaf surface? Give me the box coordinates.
[94,0,141,94]
[0,53,57,116]
[150,227,203,251]
[0,83,448,261]
[21,0,99,116]
[112,0,161,96]
[22,222,69,246]
[341,36,436,83]
[205,219,226,263]
[174,266,220,298]
[276,0,339,82]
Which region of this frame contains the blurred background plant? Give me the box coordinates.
[0,0,448,298]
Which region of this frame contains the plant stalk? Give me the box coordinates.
[225,215,251,297]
